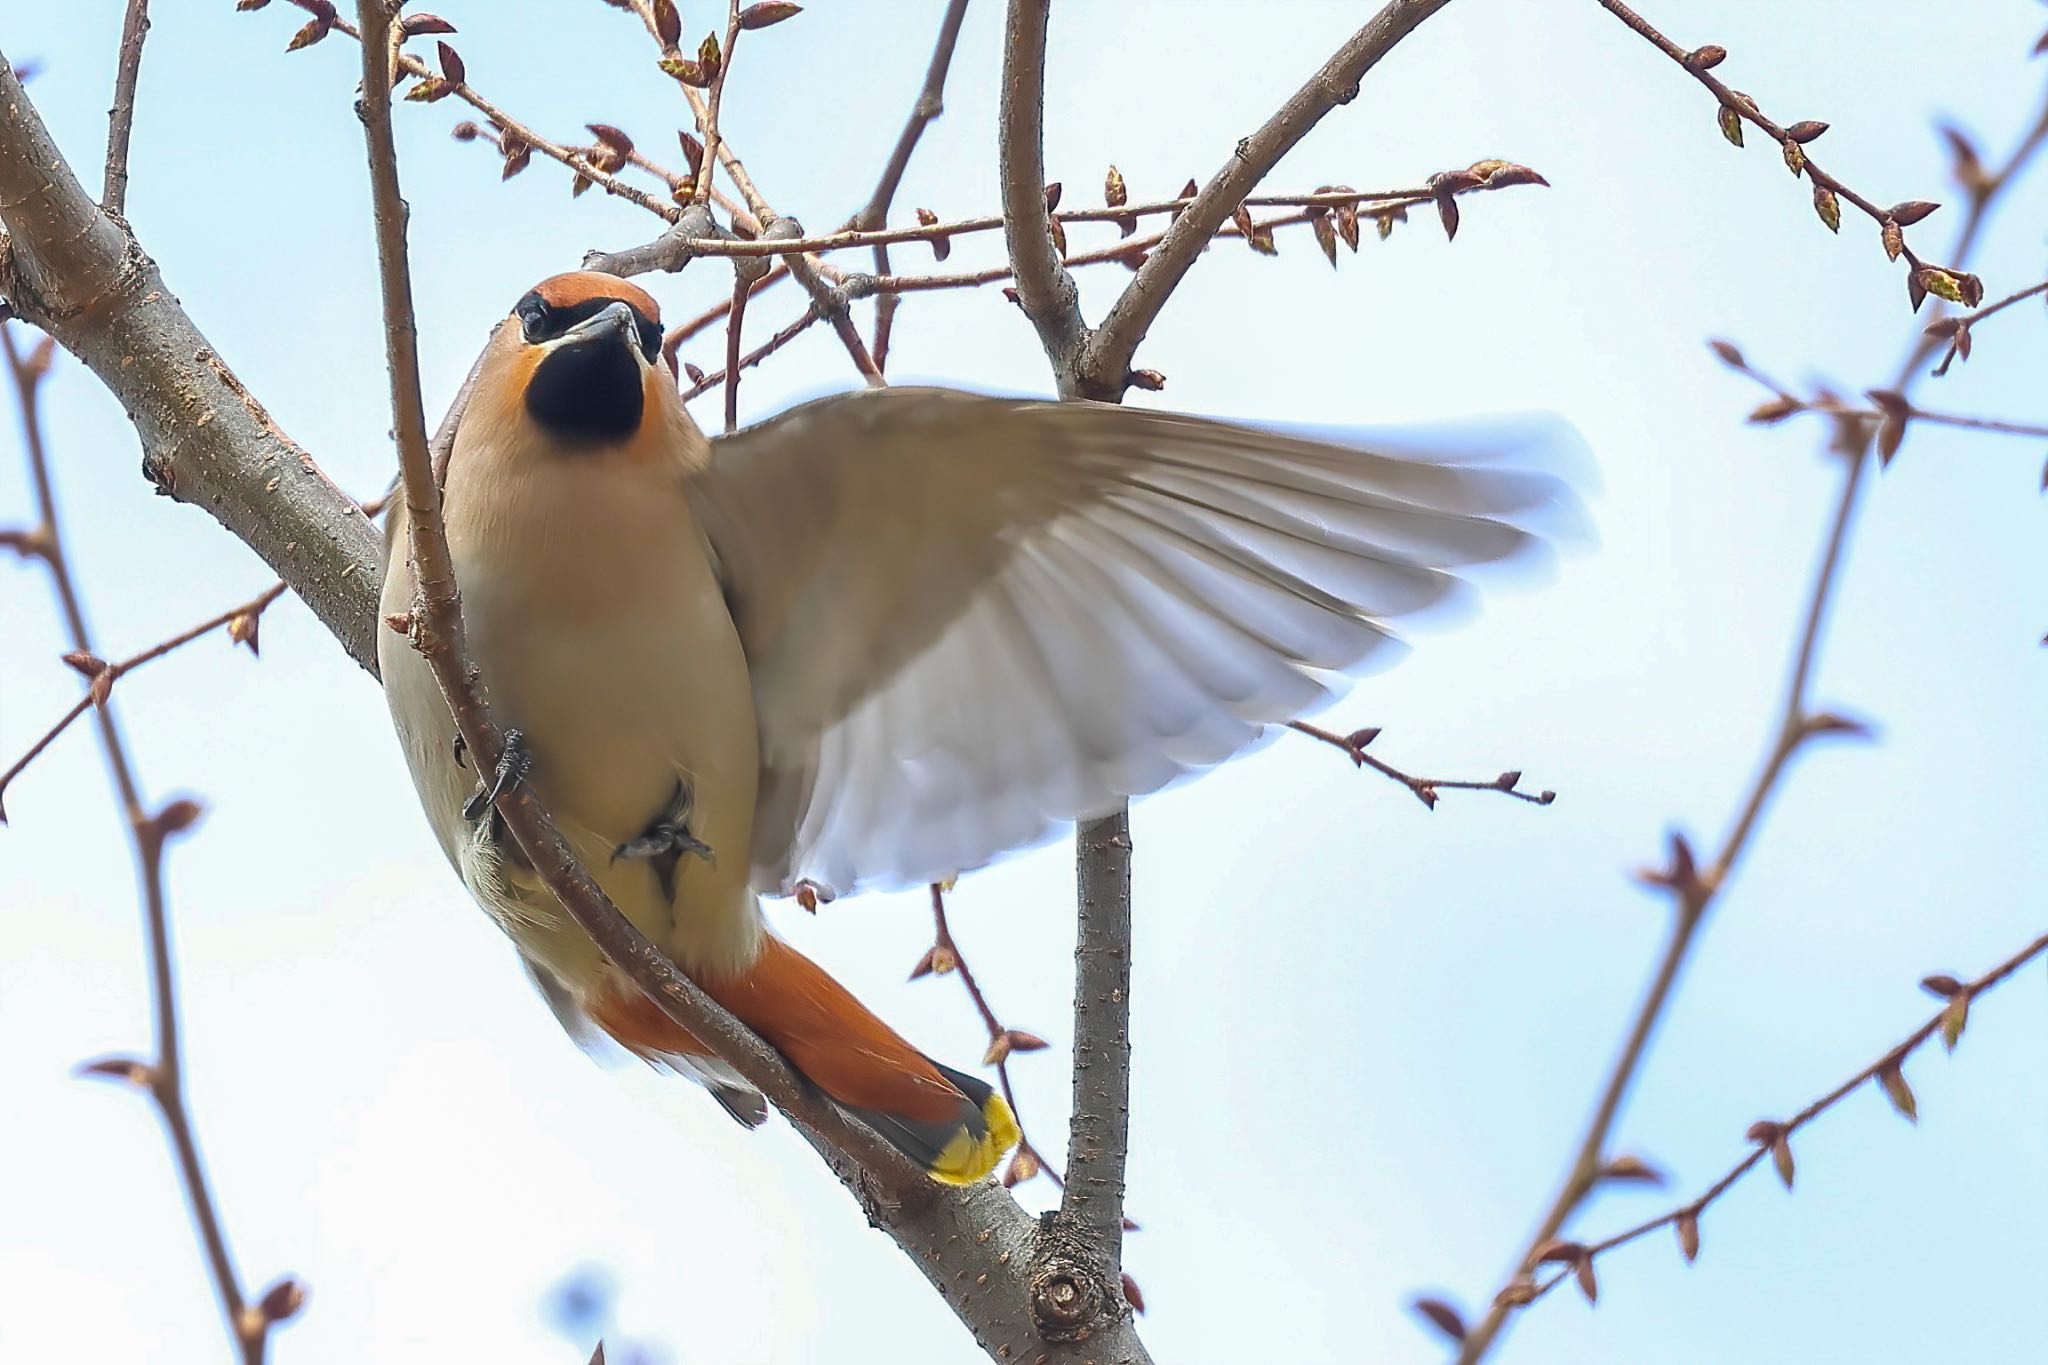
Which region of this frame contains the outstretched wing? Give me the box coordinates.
[689,387,1577,896]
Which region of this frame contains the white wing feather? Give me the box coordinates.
[690,387,1578,895]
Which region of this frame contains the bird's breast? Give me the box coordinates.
[432,449,762,975]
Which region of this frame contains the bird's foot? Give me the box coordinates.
[612,778,715,902]
[461,728,532,822]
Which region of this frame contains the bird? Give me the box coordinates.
[378,269,1576,1186]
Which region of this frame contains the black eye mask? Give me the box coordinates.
[514,291,663,362]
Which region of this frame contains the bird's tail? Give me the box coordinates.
[591,937,1018,1185]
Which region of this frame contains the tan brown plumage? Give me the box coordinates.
[379,270,1575,1186]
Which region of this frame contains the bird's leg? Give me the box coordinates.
[461,728,532,821]
[612,777,715,903]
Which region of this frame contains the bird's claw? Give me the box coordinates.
[462,728,531,822]
[612,778,714,902]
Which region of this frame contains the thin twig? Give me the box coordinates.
[923,884,1064,1190]
[0,581,285,814]
[0,479,384,811]
[614,0,883,385]
[1452,73,2048,1365]
[1080,0,1459,399]
[1286,721,1556,809]
[353,0,917,1177]
[1928,277,2048,376]
[300,7,681,221]
[0,54,385,672]
[350,19,1131,1359]
[4,323,282,1362]
[679,300,822,403]
[591,182,1516,263]
[101,0,151,216]
[1517,932,2048,1308]
[857,0,972,370]
[688,1,743,211]
[722,273,747,433]
[1591,0,1959,295]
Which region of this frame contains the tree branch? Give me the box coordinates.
[922,884,1067,1192]
[1511,930,2048,1311]
[0,578,284,814]
[858,0,972,371]
[349,7,1122,1360]
[1061,811,1134,1252]
[4,323,292,1363]
[102,0,151,216]
[1592,0,1968,306]
[1078,0,1457,398]
[1448,71,2048,1365]
[997,0,1088,389]
[1287,721,1556,809]
[0,53,382,673]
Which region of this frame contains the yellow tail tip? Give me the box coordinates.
[927,1092,1022,1186]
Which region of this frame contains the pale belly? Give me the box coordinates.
[379,458,763,990]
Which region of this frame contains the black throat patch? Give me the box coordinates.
[524,334,646,444]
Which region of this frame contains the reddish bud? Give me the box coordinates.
[652,0,682,48]
[1412,1297,1468,1342]
[1675,1210,1701,1263]
[739,2,804,30]
[1877,1062,1917,1122]
[153,798,205,837]
[1600,1154,1666,1185]
[1753,388,1802,421]
[258,1278,308,1323]
[284,16,333,51]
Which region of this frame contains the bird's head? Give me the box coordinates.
[462,270,706,470]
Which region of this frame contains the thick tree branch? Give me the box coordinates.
[1061,811,1134,1251]
[0,54,382,673]
[1078,0,1457,397]
[992,8,1150,1354]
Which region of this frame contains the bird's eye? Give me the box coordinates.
[637,316,663,363]
[515,292,558,344]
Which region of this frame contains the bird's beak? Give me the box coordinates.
[550,300,643,362]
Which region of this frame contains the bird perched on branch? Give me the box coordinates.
[379,270,1575,1185]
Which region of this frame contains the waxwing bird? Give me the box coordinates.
[379,269,1578,1185]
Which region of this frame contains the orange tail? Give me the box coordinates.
[591,937,1017,1185]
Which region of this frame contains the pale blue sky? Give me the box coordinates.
[3,3,2044,1362]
